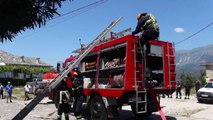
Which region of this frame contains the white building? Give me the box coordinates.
[0,50,52,78]
[200,63,213,82]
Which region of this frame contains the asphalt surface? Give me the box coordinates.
[0,95,212,120]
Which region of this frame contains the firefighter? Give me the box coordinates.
[132,13,160,53]
[176,81,182,99]
[68,68,85,120]
[56,77,71,120]
[184,81,192,99]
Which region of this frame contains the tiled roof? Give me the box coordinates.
[0,50,52,67]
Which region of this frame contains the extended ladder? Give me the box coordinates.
[12,17,122,120]
[133,40,147,114]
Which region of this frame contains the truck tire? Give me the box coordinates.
[197,99,203,103]
[89,95,107,120]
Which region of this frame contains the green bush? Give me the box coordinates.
[0,78,28,86]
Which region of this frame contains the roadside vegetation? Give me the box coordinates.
[13,86,35,101]
[179,70,206,88]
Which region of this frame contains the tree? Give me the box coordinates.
[0,0,70,42]
[180,72,196,86]
[0,65,50,76]
[199,70,206,86]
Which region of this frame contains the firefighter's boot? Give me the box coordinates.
[65,113,69,120]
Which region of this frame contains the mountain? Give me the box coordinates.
[175,44,213,71]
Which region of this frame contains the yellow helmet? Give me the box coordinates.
[137,13,142,21]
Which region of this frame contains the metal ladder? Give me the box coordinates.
[12,17,123,120]
[133,40,147,114]
[166,42,176,88]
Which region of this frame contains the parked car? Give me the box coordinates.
[26,78,49,95]
[197,80,213,103]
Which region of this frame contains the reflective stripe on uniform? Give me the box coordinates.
[143,14,159,31]
[76,115,82,120]
[59,91,70,104]
[72,86,83,91]
[57,115,62,119]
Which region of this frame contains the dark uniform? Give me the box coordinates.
[176,81,182,99]
[132,13,159,53]
[68,69,84,120]
[185,81,192,99]
[195,80,201,96]
[56,78,71,120]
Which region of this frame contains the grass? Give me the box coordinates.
[12,86,25,100]
[13,86,34,101]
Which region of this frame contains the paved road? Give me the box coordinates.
[0,95,212,120]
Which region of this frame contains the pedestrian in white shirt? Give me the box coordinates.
[24,84,31,100]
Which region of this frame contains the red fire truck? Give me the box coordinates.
[13,19,176,120]
[72,34,176,119]
[42,72,59,99]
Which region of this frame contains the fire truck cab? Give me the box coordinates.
[77,34,176,119]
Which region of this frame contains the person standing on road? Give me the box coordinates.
[195,80,201,96]
[24,84,31,100]
[185,81,192,99]
[56,77,71,120]
[176,81,182,99]
[6,81,13,103]
[69,68,85,120]
[132,13,160,54]
[0,82,4,99]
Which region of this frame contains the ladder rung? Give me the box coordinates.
[137,101,146,104]
[137,91,146,93]
[137,111,146,114]
[167,55,175,57]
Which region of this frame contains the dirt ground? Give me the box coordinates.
[0,94,212,120]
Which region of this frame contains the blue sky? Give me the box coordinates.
[0,0,213,67]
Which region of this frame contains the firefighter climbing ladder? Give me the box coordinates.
[135,41,166,120]
[12,17,123,120]
[133,40,147,114]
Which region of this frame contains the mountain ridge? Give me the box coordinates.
[176,44,213,71]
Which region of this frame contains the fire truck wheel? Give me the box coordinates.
[197,99,203,103]
[89,95,107,120]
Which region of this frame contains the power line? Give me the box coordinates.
[52,0,108,20]
[16,0,108,40]
[46,0,108,28]
[175,22,213,45]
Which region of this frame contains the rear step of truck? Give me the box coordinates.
[12,17,122,120]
